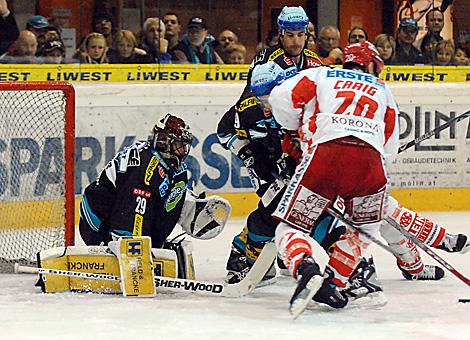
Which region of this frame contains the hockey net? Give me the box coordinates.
[0,82,75,272]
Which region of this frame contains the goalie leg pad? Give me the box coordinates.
[108,236,156,297]
[163,238,195,279]
[37,246,121,294]
[37,242,193,294]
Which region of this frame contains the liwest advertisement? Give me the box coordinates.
[1,82,470,212]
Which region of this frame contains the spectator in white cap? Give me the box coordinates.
[171,16,223,64]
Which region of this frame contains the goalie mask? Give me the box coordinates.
[152,114,192,170]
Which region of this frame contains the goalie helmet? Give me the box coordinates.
[277,6,309,32]
[250,61,297,98]
[152,114,192,170]
[343,41,384,77]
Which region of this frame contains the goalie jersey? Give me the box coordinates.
[79,140,188,247]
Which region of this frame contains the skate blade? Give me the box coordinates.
[460,242,470,254]
[289,276,323,319]
[256,277,277,288]
[348,291,388,309]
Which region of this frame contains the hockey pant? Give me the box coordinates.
[273,138,388,288]
[230,191,345,266]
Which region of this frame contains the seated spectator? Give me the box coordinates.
[26,15,49,38]
[255,28,279,53]
[163,12,181,50]
[415,8,444,52]
[0,30,38,63]
[25,15,55,57]
[395,17,425,65]
[36,26,64,56]
[92,12,118,48]
[226,43,246,64]
[374,33,396,65]
[139,17,171,63]
[348,27,367,45]
[456,31,470,61]
[307,22,316,51]
[317,25,342,64]
[108,30,153,64]
[0,0,19,56]
[75,32,108,64]
[434,39,454,66]
[171,17,223,64]
[421,34,439,64]
[214,29,238,63]
[39,38,65,64]
[454,47,469,66]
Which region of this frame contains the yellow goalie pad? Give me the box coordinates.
[36,240,195,294]
[108,237,156,297]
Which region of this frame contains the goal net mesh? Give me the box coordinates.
[0,83,74,272]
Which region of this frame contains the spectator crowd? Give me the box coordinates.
[0,1,468,67]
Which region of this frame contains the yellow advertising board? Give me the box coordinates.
[1,64,470,83]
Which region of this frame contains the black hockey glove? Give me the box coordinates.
[238,141,279,182]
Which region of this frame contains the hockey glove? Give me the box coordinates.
[178,194,231,240]
[282,130,302,164]
[238,141,279,182]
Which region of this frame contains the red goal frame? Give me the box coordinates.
[0,81,75,246]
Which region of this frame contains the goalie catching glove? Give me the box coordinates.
[178,192,231,240]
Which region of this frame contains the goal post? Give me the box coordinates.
[0,82,75,271]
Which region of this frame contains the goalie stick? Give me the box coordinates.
[15,242,277,298]
[398,109,470,154]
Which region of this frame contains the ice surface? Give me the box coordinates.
[1,212,469,340]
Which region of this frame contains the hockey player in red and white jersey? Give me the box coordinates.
[268,41,399,314]
[251,42,469,315]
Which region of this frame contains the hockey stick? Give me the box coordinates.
[15,242,277,298]
[398,109,470,153]
[384,216,470,287]
[326,207,470,287]
[326,208,401,257]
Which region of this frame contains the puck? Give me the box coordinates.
[458,299,470,303]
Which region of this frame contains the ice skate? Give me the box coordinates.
[225,246,276,286]
[313,266,348,309]
[344,256,383,299]
[437,233,470,254]
[401,264,445,280]
[289,256,323,319]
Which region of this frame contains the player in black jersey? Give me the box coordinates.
[217,6,332,285]
[79,114,230,249]
[238,7,322,100]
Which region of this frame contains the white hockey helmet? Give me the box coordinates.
[277,6,309,32]
[250,61,297,97]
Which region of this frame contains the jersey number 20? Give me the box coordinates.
[335,90,378,118]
